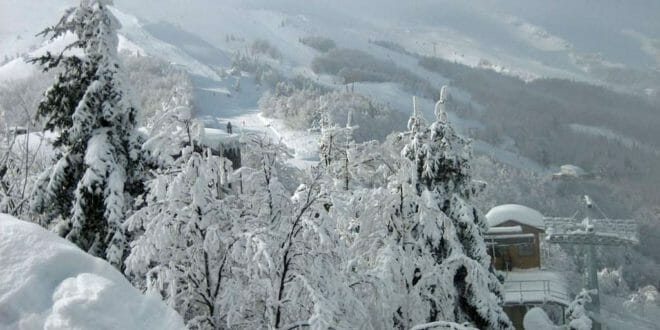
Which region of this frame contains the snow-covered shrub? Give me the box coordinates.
[598,268,630,297]
[523,307,559,330]
[566,289,593,330]
[250,38,282,60]
[370,39,412,56]
[299,36,336,52]
[230,53,284,88]
[239,133,301,193]
[0,129,55,219]
[259,87,320,129]
[624,285,659,317]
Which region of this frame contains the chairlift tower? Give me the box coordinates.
[544,195,639,329]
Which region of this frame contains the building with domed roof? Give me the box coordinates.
[484,204,570,329]
[485,204,545,270]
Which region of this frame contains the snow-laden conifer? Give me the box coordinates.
[405,89,509,328]
[29,0,143,267]
[358,89,513,329]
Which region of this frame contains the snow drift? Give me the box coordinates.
[0,213,184,330]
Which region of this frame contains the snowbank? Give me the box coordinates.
[0,214,184,330]
[523,307,558,330]
[485,204,545,230]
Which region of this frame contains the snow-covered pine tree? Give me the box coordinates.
[29,0,143,267]
[389,88,511,329]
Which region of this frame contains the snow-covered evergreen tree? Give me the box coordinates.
[374,90,511,328]
[29,0,143,267]
[624,285,659,318]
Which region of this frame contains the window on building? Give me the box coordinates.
[495,246,509,257]
[518,243,534,256]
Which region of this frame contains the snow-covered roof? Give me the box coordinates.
[560,164,586,175]
[486,226,523,234]
[485,233,535,240]
[485,204,545,230]
[200,128,239,148]
[554,164,587,178]
[0,214,184,329]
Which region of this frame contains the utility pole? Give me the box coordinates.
[583,196,601,317]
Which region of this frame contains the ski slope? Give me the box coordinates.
[4,0,657,173]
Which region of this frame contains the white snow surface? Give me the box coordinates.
[502,270,571,306]
[11,131,58,161]
[485,204,545,230]
[556,164,587,178]
[486,226,523,234]
[0,213,184,330]
[523,307,559,330]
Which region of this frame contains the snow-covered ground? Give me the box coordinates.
[0,214,184,330]
[599,294,660,330]
[10,131,58,160]
[1,0,644,175]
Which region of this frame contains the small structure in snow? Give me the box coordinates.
[486,204,545,231]
[198,126,241,169]
[485,204,546,271]
[552,164,593,180]
[485,204,569,329]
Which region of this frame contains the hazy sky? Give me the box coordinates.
[3,0,659,71]
[113,0,660,69]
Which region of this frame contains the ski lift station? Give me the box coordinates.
[485,204,571,329]
[485,201,639,329]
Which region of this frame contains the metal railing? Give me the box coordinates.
[503,279,571,306]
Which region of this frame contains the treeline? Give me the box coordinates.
[311,48,437,99]
[259,82,407,142]
[419,56,660,197]
[299,35,336,53]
